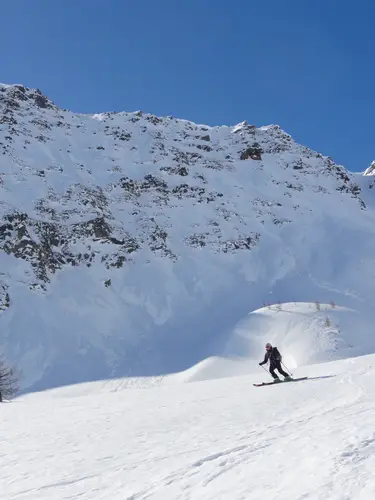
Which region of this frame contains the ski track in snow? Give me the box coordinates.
[2,354,375,500]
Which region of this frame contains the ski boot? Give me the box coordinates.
[284,375,293,381]
[273,377,281,383]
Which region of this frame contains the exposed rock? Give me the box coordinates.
[240,143,263,161]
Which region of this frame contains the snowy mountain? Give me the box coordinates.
[1,83,375,392]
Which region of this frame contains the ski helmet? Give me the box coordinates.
[265,343,272,350]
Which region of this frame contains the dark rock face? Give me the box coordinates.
[240,143,263,161]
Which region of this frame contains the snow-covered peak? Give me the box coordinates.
[0,83,56,111]
[231,120,255,133]
[364,160,375,176]
[0,83,375,393]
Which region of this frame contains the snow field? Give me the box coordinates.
[2,353,375,500]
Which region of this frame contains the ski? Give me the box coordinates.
[253,376,308,387]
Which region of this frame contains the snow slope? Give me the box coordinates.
[1,83,375,392]
[101,300,371,386]
[2,354,375,500]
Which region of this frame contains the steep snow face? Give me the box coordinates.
[0,83,375,392]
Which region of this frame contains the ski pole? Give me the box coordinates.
[260,363,274,379]
[282,361,293,376]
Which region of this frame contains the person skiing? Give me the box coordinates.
[259,343,291,382]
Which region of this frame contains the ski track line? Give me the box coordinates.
[311,433,375,500]
[125,390,367,500]
[125,402,343,500]
[125,440,273,500]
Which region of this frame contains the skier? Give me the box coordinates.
[259,343,292,382]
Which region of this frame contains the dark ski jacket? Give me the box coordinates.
[260,347,282,366]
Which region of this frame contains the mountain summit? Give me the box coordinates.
[0,83,374,392]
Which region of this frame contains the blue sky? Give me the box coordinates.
[2,0,375,172]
